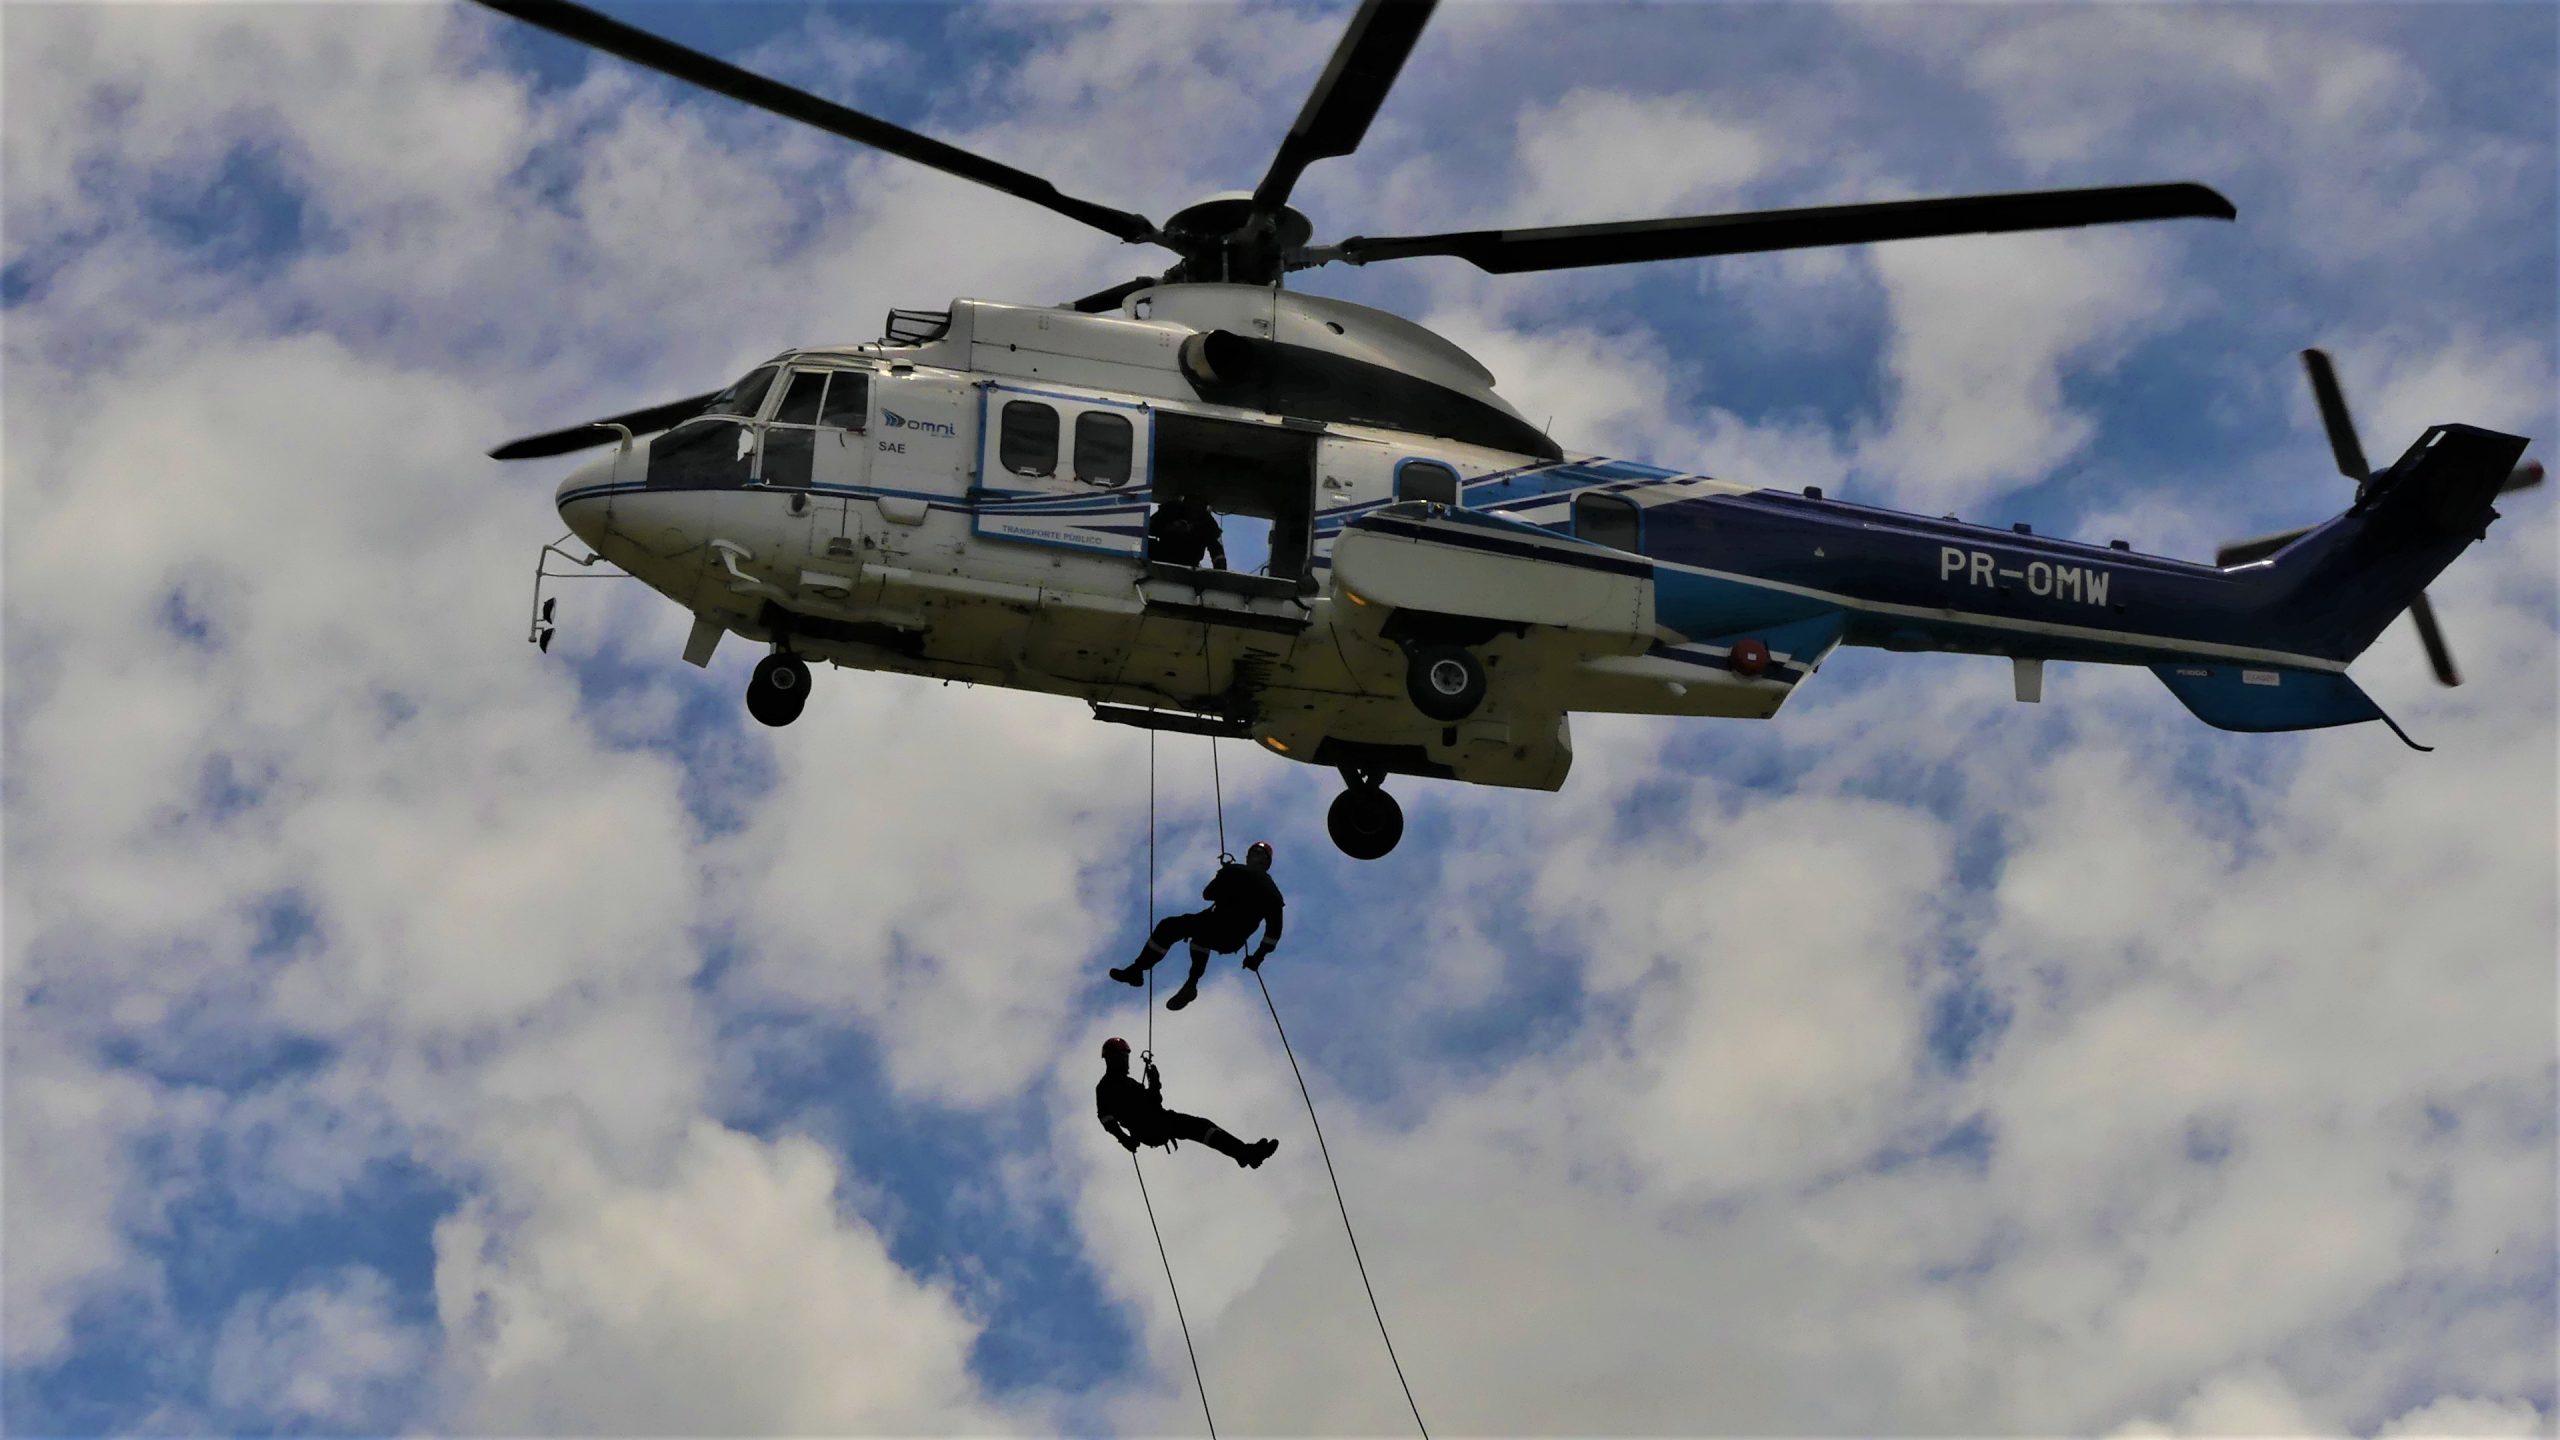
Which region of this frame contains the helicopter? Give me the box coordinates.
[486,0,2541,861]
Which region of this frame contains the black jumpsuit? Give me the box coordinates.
[1097,1065,1258,1164]
[1146,495,1227,570]
[1136,862,1284,979]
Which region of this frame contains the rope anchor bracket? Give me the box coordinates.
[527,533,625,652]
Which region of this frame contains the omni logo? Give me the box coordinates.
[881,409,957,437]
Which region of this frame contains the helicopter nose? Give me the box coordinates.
[556,453,616,550]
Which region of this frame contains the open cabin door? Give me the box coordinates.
[1131,410,1321,635]
[971,384,1151,556]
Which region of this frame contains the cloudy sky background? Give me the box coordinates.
[5,1,2554,1434]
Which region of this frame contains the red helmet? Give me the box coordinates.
[1102,1036,1131,1061]
[1245,840,1274,871]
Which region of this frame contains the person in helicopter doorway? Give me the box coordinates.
[1111,840,1283,1011]
[1097,1037,1278,1168]
[1145,490,1227,570]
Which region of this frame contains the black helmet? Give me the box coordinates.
[1102,1036,1131,1062]
[1245,840,1274,871]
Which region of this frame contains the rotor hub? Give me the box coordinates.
[1162,194,1314,285]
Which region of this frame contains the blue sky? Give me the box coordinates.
[4,3,2555,1434]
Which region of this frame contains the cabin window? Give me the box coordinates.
[1074,411,1134,487]
[1396,459,1459,506]
[773,370,828,427]
[820,372,869,430]
[1000,400,1058,477]
[1574,491,1641,552]
[706,364,780,418]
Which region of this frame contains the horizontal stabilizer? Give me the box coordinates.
[2153,663,2426,749]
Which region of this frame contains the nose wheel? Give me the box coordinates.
[1327,769,1404,860]
[747,651,811,727]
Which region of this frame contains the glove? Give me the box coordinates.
[1244,948,1271,971]
[1119,1135,1140,1153]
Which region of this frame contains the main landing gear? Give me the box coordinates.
[1403,642,1486,722]
[747,650,811,727]
[1327,766,1403,860]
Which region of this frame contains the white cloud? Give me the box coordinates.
[2375,1394,2551,1438]
[1867,7,2545,277]
[1509,89,1771,227]
[433,1121,1013,1434]
[1856,229,2194,511]
[0,1028,171,1365]
[2323,330,2556,466]
[2112,1362,2327,1436]
[208,1266,427,1430]
[710,681,1150,1107]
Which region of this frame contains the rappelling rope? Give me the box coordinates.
[1131,1150,1218,1440]
[1132,727,1217,1435]
[1146,728,1157,1058]
[1253,970,1430,1439]
[1209,736,1227,857]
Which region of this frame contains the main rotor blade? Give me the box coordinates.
[472,0,1159,243]
[2406,590,2461,686]
[2299,348,2371,484]
[1325,182,2236,273]
[1065,276,1161,314]
[2215,524,2315,569]
[1249,0,1436,219]
[489,390,719,460]
[2502,459,2545,493]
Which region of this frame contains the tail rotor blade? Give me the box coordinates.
[2406,590,2461,687]
[2300,348,2371,484]
[2215,523,2315,569]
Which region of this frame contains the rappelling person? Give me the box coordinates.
[1097,1037,1278,1167]
[1146,490,1227,570]
[1110,840,1282,1010]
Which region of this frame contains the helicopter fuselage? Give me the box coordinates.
[544,287,2523,853]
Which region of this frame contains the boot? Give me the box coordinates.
[1197,1123,1256,1165]
[1163,950,1209,1010]
[1242,1137,1278,1169]
[1107,965,1145,986]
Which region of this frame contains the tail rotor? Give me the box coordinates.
[2214,349,2544,687]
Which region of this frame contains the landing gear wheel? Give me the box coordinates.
[1405,643,1486,722]
[1327,784,1404,861]
[747,653,810,727]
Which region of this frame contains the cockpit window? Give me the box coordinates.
[706,365,781,418]
[820,372,869,430]
[773,370,828,427]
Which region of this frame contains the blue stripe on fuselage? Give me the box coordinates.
[1632,490,2306,663]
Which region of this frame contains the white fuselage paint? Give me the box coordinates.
[546,290,2326,793]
